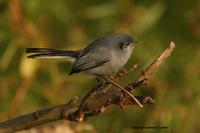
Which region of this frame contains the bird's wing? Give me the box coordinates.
[69,51,110,75]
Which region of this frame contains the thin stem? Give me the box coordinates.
[107,79,143,108]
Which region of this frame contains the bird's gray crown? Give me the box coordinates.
[85,33,134,50]
[104,33,134,43]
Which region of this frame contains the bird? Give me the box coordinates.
[26,33,144,117]
[26,33,138,77]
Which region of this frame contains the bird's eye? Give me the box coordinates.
[119,42,131,50]
[119,42,124,49]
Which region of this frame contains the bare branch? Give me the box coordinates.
[0,42,175,133]
[0,92,154,133]
[125,42,175,91]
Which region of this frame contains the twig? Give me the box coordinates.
[125,41,175,91]
[73,64,140,122]
[0,42,175,133]
[107,79,143,108]
[71,82,109,122]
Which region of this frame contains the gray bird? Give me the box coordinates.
[27,33,144,109]
[26,33,137,77]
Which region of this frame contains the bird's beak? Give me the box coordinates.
[134,41,143,45]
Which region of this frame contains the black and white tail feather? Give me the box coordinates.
[26,48,80,61]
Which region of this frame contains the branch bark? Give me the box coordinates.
[0,42,175,133]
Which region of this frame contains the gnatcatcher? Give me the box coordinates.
[27,33,144,109]
[26,33,138,76]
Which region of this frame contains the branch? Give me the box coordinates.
[125,41,175,91]
[0,42,175,133]
[0,93,154,133]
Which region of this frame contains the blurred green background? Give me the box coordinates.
[0,0,200,132]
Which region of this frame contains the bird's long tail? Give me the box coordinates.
[26,48,80,59]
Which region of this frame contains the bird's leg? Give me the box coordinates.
[106,76,143,108]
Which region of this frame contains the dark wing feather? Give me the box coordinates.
[69,42,111,75]
[69,56,110,75]
[69,59,110,75]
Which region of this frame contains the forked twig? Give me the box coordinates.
[106,79,143,108]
